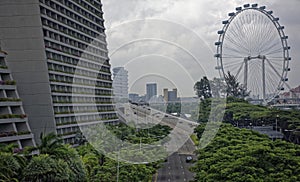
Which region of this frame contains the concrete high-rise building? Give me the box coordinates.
[163,88,178,102]
[129,93,139,103]
[146,83,157,101]
[0,49,35,148]
[169,88,178,102]
[163,88,168,102]
[112,67,128,100]
[0,0,117,144]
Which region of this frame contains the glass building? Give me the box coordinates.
[112,67,129,101]
[146,83,157,102]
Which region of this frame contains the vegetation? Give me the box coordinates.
[192,124,300,182]
[0,80,16,85]
[107,123,172,144]
[166,103,181,114]
[0,124,171,182]
[197,96,296,123]
[190,134,199,146]
[194,76,212,99]
[225,71,249,98]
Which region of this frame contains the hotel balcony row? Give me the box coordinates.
[0,50,35,148]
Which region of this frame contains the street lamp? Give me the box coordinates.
[276,114,279,132]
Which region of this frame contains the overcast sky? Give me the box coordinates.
[102,0,300,97]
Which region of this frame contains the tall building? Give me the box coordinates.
[163,88,178,102]
[146,83,157,102]
[169,88,178,102]
[129,93,139,103]
[0,0,117,144]
[163,88,168,102]
[0,49,35,148]
[112,67,128,100]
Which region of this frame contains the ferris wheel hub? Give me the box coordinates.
[245,55,267,61]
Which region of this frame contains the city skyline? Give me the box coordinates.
[103,0,300,97]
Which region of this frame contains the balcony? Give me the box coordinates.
[0,101,22,107]
[0,118,27,124]
[0,131,32,143]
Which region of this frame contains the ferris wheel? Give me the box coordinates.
[215,3,291,102]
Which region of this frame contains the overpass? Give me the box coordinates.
[271,103,300,110]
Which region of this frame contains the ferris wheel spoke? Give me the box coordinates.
[222,59,244,67]
[223,45,248,56]
[222,56,245,59]
[228,22,251,51]
[260,30,279,53]
[264,47,283,56]
[260,38,281,54]
[248,62,260,95]
[222,51,246,57]
[266,71,280,93]
[266,59,283,79]
[267,59,283,67]
[223,63,244,72]
[225,33,250,54]
[267,57,284,59]
[235,61,245,80]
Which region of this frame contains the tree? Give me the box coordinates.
[32,132,87,181]
[224,71,250,98]
[192,124,300,181]
[37,132,65,155]
[209,77,227,98]
[194,76,212,99]
[197,98,212,123]
[22,154,71,182]
[0,152,21,181]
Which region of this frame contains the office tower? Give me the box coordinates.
[168,88,178,102]
[163,88,168,102]
[146,83,157,102]
[129,93,139,103]
[0,49,35,148]
[0,0,117,144]
[112,67,128,100]
[163,88,178,102]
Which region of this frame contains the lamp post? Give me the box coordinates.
[276,114,279,131]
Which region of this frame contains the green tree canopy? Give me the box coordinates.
[192,124,300,182]
[225,71,250,98]
[194,76,212,99]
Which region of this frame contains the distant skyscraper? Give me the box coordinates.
[163,88,178,102]
[146,83,157,101]
[113,67,128,100]
[129,93,139,103]
[163,88,169,102]
[0,0,117,144]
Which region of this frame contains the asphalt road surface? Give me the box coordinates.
[155,152,195,182]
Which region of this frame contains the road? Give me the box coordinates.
[116,104,198,181]
[155,140,196,182]
[118,104,198,154]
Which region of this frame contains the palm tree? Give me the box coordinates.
[22,154,70,182]
[37,132,64,155]
[0,152,21,182]
[28,132,87,181]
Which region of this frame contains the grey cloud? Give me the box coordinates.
[102,0,300,96]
